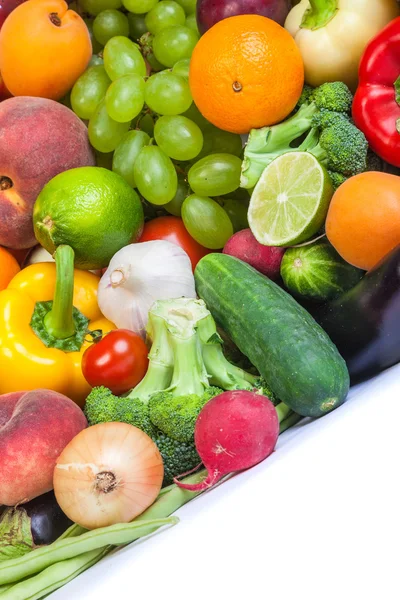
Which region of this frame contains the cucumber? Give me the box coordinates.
[280,240,364,302]
[195,254,350,418]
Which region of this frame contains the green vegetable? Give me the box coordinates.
[0,509,34,562]
[85,297,280,483]
[280,240,364,302]
[241,81,368,190]
[195,253,350,418]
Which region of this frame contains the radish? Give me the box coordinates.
[223,229,284,279]
[173,391,279,492]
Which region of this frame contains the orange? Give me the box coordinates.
[0,0,92,101]
[0,247,20,291]
[189,15,304,134]
[326,172,400,271]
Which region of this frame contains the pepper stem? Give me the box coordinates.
[300,0,338,30]
[44,245,76,340]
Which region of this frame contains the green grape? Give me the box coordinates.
[137,113,155,136]
[71,65,111,120]
[172,58,190,79]
[122,0,158,14]
[105,74,145,122]
[182,195,233,249]
[81,0,123,15]
[88,100,131,153]
[95,150,114,170]
[112,130,150,187]
[84,19,103,54]
[145,1,186,34]
[133,146,178,205]
[182,102,210,130]
[197,125,243,159]
[185,13,198,33]
[174,0,196,15]
[89,54,104,67]
[154,115,203,161]
[127,13,148,40]
[93,10,130,46]
[153,25,198,67]
[218,198,249,232]
[188,154,242,196]
[145,71,192,115]
[139,32,165,72]
[163,178,190,216]
[104,36,147,80]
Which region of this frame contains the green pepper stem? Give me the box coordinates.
[301,0,338,30]
[44,245,76,340]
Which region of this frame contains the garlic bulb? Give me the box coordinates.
[98,241,196,337]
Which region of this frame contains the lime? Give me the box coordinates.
[248,152,334,247]
[33,167,144,270]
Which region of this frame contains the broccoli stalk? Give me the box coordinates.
[240,81,368,190]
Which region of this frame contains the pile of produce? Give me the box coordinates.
[0,0,400,596]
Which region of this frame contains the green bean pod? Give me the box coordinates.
[0,517,178,585]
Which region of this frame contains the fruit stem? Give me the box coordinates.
[300,0,338,30]
[44,245,76,340]
[0,176,13,190]
[49,12,62,27]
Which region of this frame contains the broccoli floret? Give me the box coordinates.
[241,81,368,190]
[149,388,221,443]
[253,378,280,406]
[153,431,201,486]
[296,84,315,109]
[311,81,353,114]
[327,170,348,190]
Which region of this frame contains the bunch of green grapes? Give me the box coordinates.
[69,0,249,249]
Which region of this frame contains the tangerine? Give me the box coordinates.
[0,246,20,291]
[189,15,304,134]
[326,172,400,271]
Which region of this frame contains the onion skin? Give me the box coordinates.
[53,423,164,530]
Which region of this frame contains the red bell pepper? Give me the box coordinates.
[353,17,400,169]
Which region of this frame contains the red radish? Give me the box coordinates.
[223,229,285,279]
[173,391,279,492]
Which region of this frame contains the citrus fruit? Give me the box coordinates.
[0,246,20,290]
[33,167,144,270]
[189,14,304,134]
[326,172,400,271]
[280,240,364,303]
[248,152,333,247]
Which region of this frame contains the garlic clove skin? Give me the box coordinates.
[97,241,197,337]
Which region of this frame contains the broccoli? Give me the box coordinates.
[240,81,368,190]
[84,298,279,485]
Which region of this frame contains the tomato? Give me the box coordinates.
[139,216,210,270]
[82,329,149,395]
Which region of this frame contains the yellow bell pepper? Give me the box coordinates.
[0,246,115,406]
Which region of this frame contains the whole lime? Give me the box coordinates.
[33,167,144,269]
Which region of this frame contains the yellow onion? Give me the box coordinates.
[53,422,164,530]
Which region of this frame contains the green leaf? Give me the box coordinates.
[0,508,35,561]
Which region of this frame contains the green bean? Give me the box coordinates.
[56,523,86,541]
[0,517,178,585]
[0,548,110,600]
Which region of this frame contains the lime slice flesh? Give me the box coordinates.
[248,152,334,247]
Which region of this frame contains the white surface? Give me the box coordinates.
[52,365,400,600]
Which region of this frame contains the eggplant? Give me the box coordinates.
[314,245,400,384]
[0,491,73,560]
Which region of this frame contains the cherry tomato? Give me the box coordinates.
[139,216,210,270]
[82,329,149,395]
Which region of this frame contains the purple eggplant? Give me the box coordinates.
[0,491,73,560]
[196,0,291,35]
[314,245,400,384]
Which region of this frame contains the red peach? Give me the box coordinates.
[0,389,87,505]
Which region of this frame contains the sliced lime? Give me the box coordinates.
[248,152,334,247]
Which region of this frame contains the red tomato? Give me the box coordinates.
[82,329,149,395]
[139,216,210,270]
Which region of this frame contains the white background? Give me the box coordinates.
[52,364,400,600]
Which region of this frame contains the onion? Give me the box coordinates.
[53,423,164,530]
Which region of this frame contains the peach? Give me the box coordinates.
[0,96,95,249]
[0,389,87,506]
